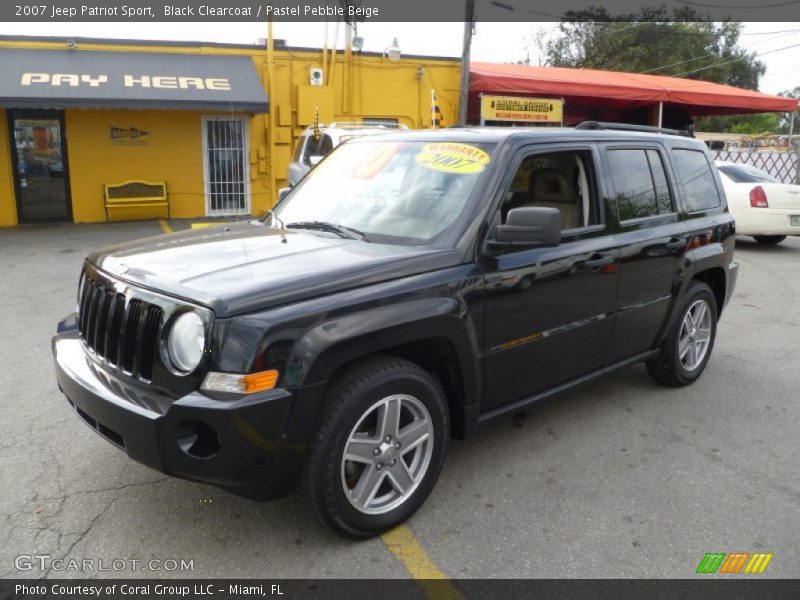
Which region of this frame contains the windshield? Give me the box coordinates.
[272,140,495,246]
[717,163,778,184]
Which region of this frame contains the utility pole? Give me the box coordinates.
[266,17,276,205]
[790,108,798,184]
[457,0,475,126]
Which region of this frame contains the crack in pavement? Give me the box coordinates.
[41,495,118,580]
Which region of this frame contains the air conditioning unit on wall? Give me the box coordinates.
[309,68,324,86]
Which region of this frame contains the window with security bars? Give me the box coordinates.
[202,117,250,216]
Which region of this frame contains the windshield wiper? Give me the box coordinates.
[286,221,369,242]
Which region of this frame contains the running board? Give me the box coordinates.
[478,349,660,425]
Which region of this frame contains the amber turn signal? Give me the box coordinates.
[201,370,280,394]
[244,370,280,393]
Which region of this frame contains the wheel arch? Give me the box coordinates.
[282,300,481,443]
[692,266,726,317]
[327,337,471,439]
[309,330,478,441]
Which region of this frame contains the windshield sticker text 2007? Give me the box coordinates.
[415,143,490,174]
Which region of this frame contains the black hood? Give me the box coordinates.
[87,222,460,317]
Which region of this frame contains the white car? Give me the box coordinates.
[715,160,800,245]
[287,122,407,187]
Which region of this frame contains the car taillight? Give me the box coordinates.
[749,186,769,208]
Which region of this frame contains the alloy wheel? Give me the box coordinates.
[678,298,712,372]
[340,394,434,515]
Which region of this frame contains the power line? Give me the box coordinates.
[663,26,800,36]
[641,27,800,74]
[722,27,800,35]
[577,22,800,38]
[675,41,800,76]
[765,63,800,77]
[675,0,800,8]
[488,0,800,28]
[488,0,562,20]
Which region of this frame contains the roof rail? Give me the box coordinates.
[303,121,408,131]
[330,121,408,129]
[575,121,693,138]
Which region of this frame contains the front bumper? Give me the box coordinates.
[53,322,305,498]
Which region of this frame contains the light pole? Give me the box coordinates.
[457,0,475,126]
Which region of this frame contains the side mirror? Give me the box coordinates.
[277,187,291,203]
[491,207,561,248]
[308,155,324,167]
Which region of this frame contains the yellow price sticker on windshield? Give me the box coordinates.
[415,143,490,174]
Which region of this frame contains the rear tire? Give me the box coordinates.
[647,281,718,387]
[301,356,448,539]
[753,235,786,245]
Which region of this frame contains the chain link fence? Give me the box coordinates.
[713,151,799,184]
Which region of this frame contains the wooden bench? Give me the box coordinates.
[104,180,169,221]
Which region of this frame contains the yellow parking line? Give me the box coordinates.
[191,222,230,229]
[381,525,463,599]
[159,219,173,234]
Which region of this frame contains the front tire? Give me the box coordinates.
[753,235,786,245]
[647,281,718,387]
[302,356,448,539]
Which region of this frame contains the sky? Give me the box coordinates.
[0,21,797,95]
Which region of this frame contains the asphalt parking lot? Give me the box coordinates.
[1,220,798,581]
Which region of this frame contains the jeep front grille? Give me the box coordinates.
[77,272,163,382]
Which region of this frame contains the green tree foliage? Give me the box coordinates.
[695,113,778,134]
[695,89,798,133]
[544,6,765,90]
[777,87,800,133]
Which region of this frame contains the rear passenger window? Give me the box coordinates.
[607,149,673,221]
[671,149,721,212]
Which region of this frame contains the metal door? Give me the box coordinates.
[9,110,71,223]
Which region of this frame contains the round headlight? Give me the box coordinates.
[168,312,206,373]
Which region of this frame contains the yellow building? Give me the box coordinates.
[0,35,460,226]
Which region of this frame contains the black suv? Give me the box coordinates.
[53,124,738,538]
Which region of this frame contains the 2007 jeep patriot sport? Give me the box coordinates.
[53,124,738,538]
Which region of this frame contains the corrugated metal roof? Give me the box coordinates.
[0,48,268,112]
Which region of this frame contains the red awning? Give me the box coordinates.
[470,62,798,116]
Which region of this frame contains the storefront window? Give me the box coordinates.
[202,116,250,216]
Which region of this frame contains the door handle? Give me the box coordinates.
[585,254,614,269]
[665,237,688,250]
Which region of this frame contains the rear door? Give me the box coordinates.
[480,144,620,410]
[602,144,690,363]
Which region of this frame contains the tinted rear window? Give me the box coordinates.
[717,164,778,184]
[607,149,674,221]
[671,149,721,212]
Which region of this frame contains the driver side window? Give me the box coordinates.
[501,150,600,233]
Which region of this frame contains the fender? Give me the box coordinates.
[283,296,482,443]
[301,296,479,390]
[653,234,732,347]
